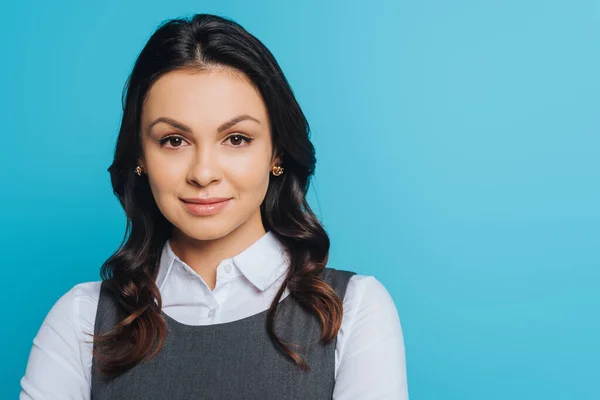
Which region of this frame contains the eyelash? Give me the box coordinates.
[158,134,254,150]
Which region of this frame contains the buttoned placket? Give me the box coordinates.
[199,258,239,322]
[176,260,220,324]
[173,255,241,324]
[209,259,239,320]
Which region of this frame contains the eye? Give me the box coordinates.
[157,133,253,150]
[158,135,189,149]
[225,134,253,147]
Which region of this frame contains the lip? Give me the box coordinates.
[180,197,232,205]
[180,198,231,216]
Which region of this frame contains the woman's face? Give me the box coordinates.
[138,68,279,242]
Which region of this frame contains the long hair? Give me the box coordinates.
[89,13,343,377]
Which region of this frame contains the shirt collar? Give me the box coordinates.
[155,230,290,292]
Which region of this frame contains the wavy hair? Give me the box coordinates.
[89,13,343,377]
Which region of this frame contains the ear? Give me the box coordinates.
[271,150,282,165]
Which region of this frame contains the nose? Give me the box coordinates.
[186,146,222,187]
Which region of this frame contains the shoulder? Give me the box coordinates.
[336,272,404,360]
[51,281,102,319]
[334,274,408,397]
[343,274,400,326]
[22,281,103,390]
[324,268,399,319]
[42,281,102,341]
[70,280,103,302]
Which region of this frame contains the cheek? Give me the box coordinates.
[228,164,270,193]
[146,165,184,205]
[145,149,187,190]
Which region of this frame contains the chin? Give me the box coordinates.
[178,225,228,241]
[174,219,240,242]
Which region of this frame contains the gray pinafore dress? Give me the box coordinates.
[91,267,356,399]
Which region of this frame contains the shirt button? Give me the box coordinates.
[224,264,232,273]
[208,308,216,318]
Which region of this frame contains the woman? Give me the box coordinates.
[20,13,408,399]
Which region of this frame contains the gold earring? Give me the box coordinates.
[134,165,143,176]
[271,164,284,176]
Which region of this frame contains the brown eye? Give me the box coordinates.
[159,135,187,149]
[168,137,182,147]
[226,134,253,147]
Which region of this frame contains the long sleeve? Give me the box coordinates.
[20,284,92,400]
[333,275,409,399]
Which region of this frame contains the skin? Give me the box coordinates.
[137,67,281,291]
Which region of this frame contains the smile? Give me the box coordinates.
[180,198,231,216]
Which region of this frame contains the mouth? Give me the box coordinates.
[180,198,231,216]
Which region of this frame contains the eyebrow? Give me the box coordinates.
[148,114,261,134]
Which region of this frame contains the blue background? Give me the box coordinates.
[1,1,598,398]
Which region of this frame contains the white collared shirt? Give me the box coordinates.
[20,231,409,399]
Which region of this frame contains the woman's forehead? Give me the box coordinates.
[142,69,268,130]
